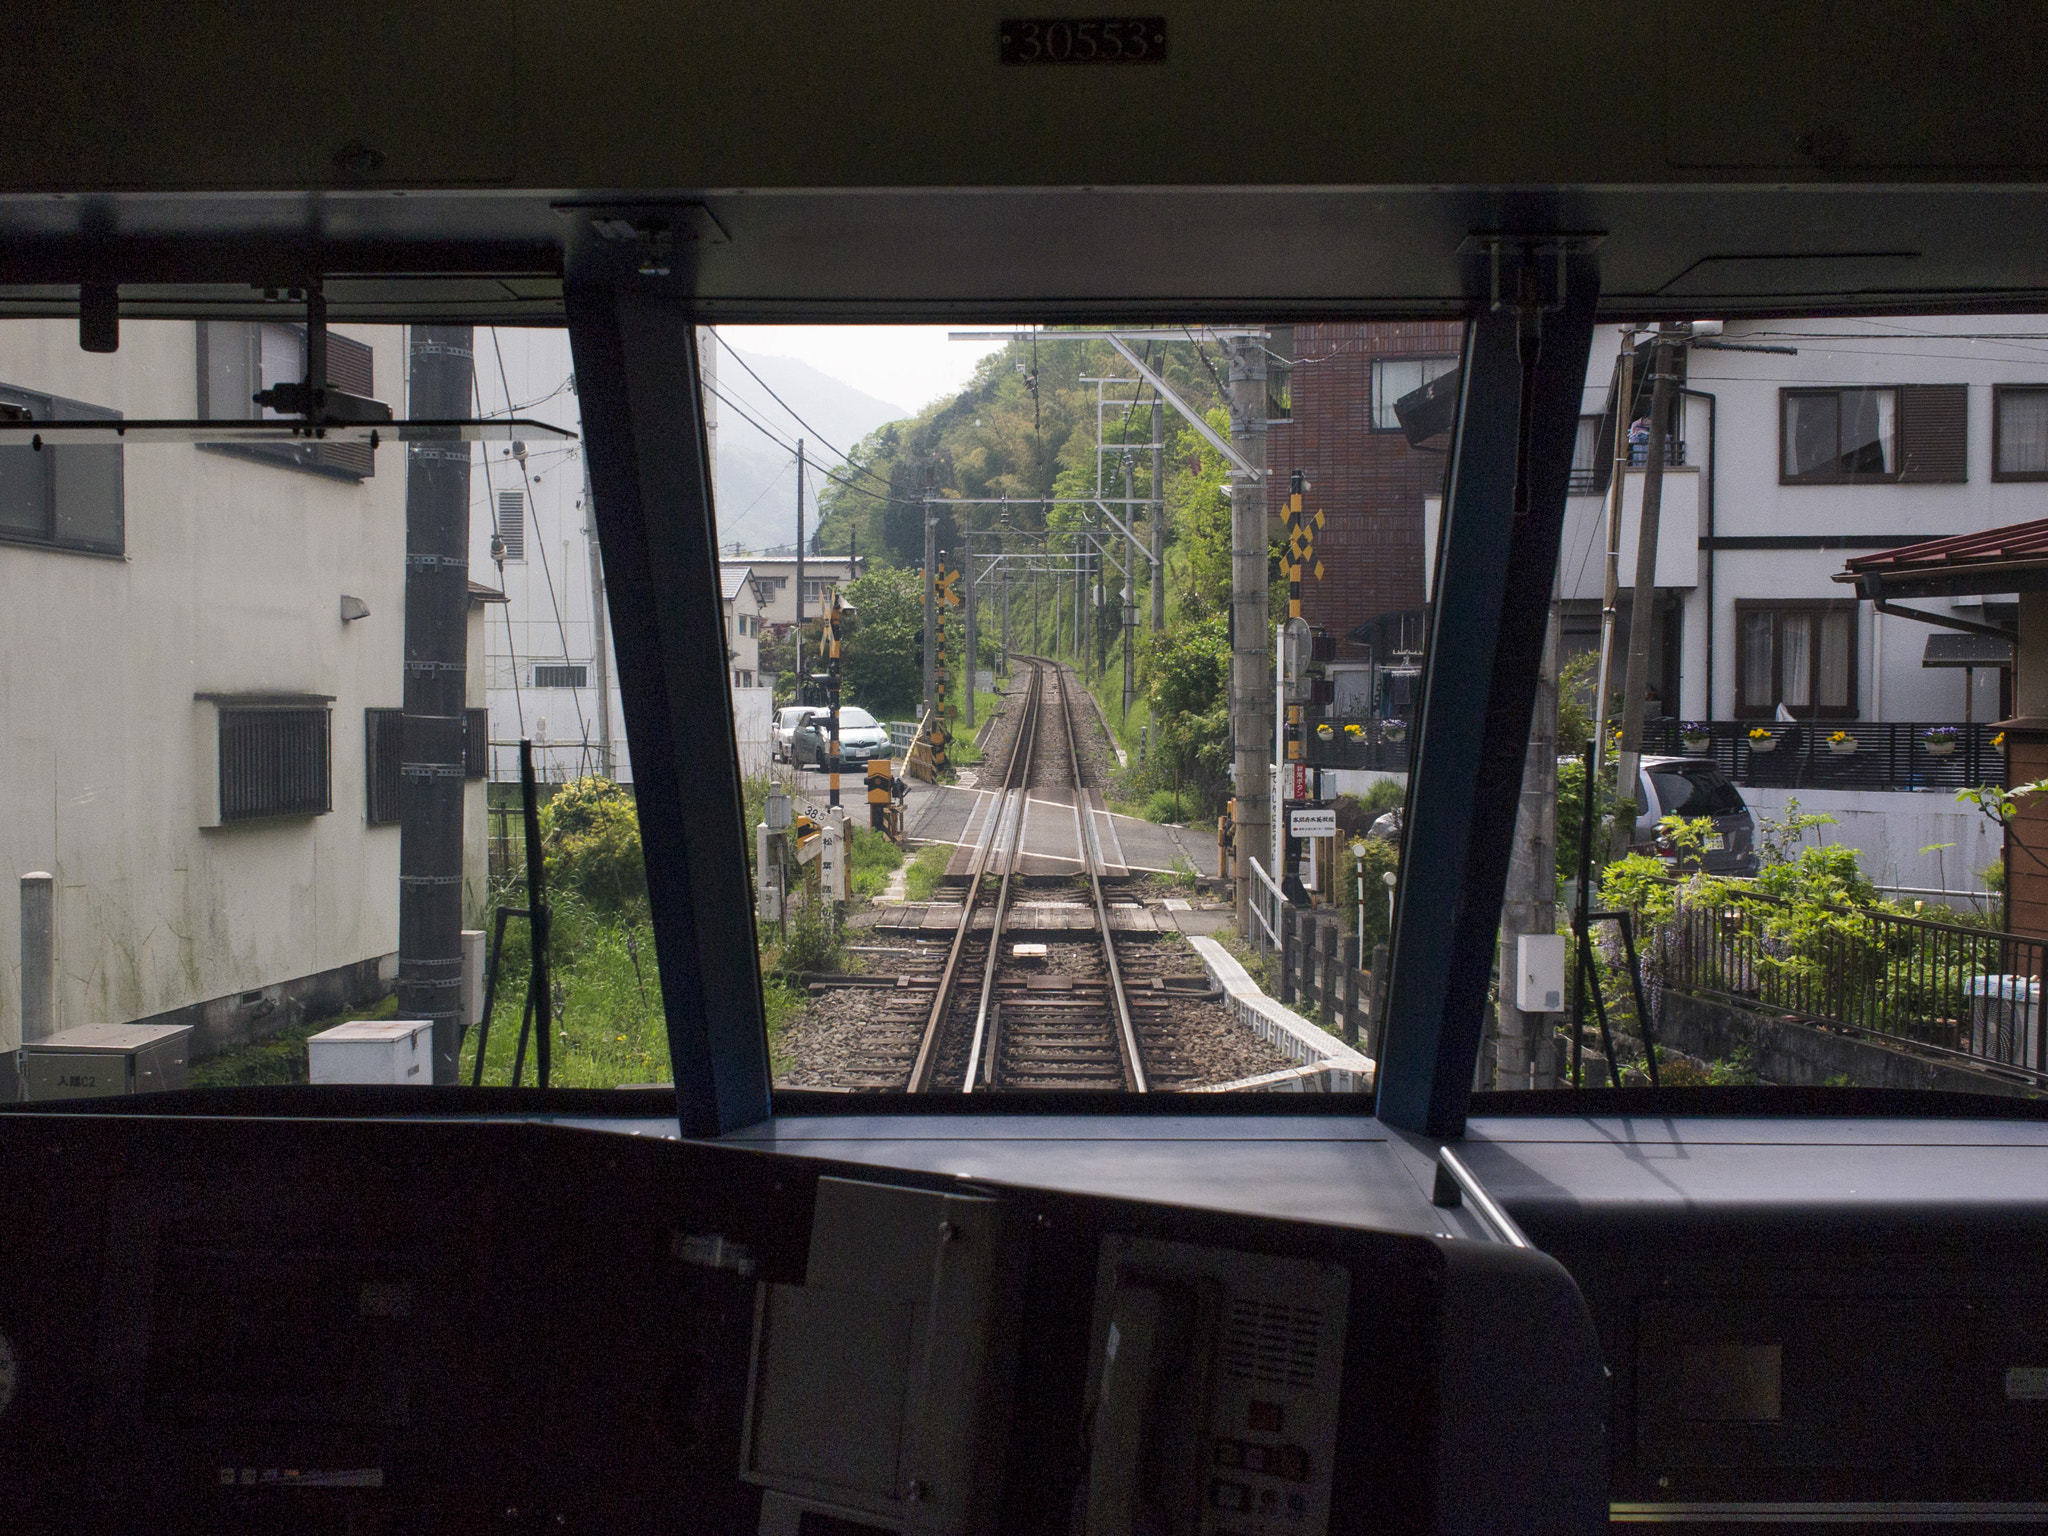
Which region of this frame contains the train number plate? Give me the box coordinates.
[999,17,1167,63]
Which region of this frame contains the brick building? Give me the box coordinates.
[1263,321,1461,659]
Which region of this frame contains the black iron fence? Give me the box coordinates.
[1640,719,2005,794]
[1303,719,1415,772]
[1654,888,2048,1086]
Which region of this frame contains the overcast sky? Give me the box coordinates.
[721,325,1009,418]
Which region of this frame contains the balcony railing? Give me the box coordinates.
[1567,438,1686,494]
[1654,888,2048,1087]
[1302,719,1415,773]
[1639,719,2005,794]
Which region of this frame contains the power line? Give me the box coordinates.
[708,331,900,499]
[489,328,590,767]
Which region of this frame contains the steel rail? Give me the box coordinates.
[963,660,1042,1091]
[1053,662,1148,1093]
[906,659,1042,1092]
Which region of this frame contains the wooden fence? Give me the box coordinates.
[1273,905,1385,1053]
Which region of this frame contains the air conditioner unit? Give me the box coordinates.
[308,1019,433,1085]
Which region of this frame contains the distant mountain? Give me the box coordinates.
[712,345,909,550]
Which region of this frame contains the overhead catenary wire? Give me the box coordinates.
[708,330,902,500]
[488,327,590,770]
[472,370,526,747]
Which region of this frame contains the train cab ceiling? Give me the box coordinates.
[6,5,2048,1535]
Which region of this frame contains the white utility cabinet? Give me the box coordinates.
[308,1019,434,1085]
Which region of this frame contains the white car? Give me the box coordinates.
[771,706,817,764]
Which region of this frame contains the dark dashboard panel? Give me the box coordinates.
[0,1107,1604,1536]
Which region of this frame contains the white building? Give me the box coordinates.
[475,325,725,784]
[0,319,493,1077]
[1573,318,2048,894]
[723,552,865,632]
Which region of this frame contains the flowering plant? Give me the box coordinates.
[1994,731,2007,749]
[1343,722,1363,737]
[1923,725,1959,743]
[1748,726,1774,741]
[1382,718,1407,733]
[1681,722,1711,737]
[1828,730,1852,745]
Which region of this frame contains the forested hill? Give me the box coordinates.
[811,331,1243,619]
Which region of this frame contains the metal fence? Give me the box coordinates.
[1640,719,2004,794]
[1303,721,1414,772]
[1655,888,2048,1085]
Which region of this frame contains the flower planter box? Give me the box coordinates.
[1829,740,1858,755]
[1681,736,1712,754]
[1748,737,1778,754]
[1926,741,1957,758]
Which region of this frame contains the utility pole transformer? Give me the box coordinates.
[399,324,474,1085]
[1226,335,1271,936]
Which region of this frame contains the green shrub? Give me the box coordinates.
[904,842,952,902]
[1144,789,1193,824]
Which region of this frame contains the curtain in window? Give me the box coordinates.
[1780,612,1813,708]
[1741,611,1776,708]
[1818,610,1852,708]
[2001,390,2048,475]
[1784,394,1838,478]
[1841,389,1896,476]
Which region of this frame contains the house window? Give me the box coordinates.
[756,575,788,596]
[219,706,332,821]
[532,663,588,689]
[1994,385,2048,480]
[1568,414,1603,493]
[1371,355,1458,430]
[1734,601,1858,719]
[802,578,833,603]
[1780,385,1967,484]
[0,383,123,554]
[196,321,377,480]
[1265,325,1293,422]
[368,706,486,822]
[495,489,526,562]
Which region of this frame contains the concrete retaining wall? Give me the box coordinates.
[1660,989,2041,1098]
[1187,935,1374,1093]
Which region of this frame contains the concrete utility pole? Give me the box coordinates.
[1150,400,1166,631]
[963,533,978,729]
[1001,561,1011,672]
[1613,327,1679,859]
[399,324,474,1085]
[582,448,613,778]
[1226,335,1271,936]
[794,439,806,692]
[1494,605,1562,1088]
[922,499,937,717]
[1592,337,1632,793]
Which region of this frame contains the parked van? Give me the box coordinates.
[1632,755,1759,876]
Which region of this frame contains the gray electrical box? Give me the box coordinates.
[741,1177,1023,1536]
[24,1022,192,1101]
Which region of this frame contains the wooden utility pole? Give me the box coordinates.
[793,439,806,690]
[1592,336,1631,793]
[1150,400,1166,631]
[1612,327,1679,859]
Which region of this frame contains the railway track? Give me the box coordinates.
[890,655,1148,1093]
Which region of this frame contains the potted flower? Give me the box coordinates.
[1993,730,2006,753]
[1827,728,1857,755]
[1382,718,1407,743]
[1747,725,1777,754]
[1924,724,1959,759]
[1343,722,1363,738]
[1680,721,1712,754]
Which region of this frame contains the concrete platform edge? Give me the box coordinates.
[1187,936,1375,1092]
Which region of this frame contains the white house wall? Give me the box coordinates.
[0,319,409,1047]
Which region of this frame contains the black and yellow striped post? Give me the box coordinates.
[866,755,892,831]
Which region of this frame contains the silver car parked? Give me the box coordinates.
[1631,755,1758,876]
